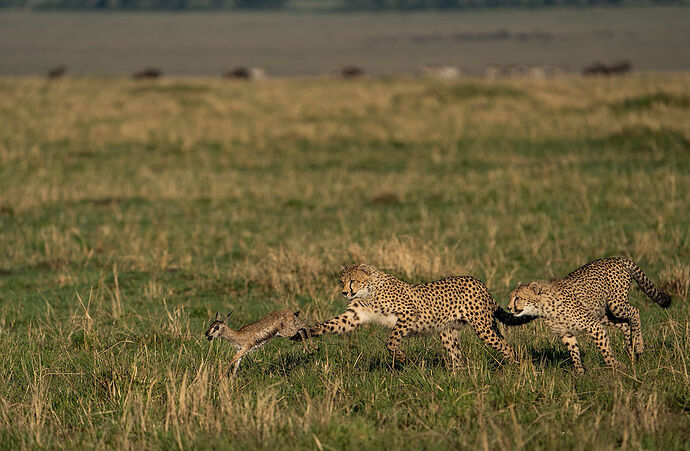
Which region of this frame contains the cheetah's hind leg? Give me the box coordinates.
[603,311,635,362]
[586,322,625,372]
[607,298,644,358]
[468,317,516,363]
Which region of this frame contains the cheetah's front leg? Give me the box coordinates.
[386,318,412,363]
[309,306,365,337]
[560,334,585,375]
[440,328,464,371]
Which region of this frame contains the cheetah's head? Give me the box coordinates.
[508,282,544,317]
[205,312,231,340]
[339,264,376,300]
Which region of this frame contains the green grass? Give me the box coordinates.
[0,74,689,449]
[610,92,690,112]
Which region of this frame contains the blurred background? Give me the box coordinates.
[1,0,689,77]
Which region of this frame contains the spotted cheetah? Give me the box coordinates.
[299,264,531,369]
[508,257,671,374]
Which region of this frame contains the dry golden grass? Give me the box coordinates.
[0,74,688,449]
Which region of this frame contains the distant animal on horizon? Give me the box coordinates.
[132,67,162,80]
[222,66,267,80]
[582,61,632,76]
[333,65,364,79]
[47,66,66,80]
[508,257,671,374]
[296,264,532,370]
[483,64,565,79]
[205,310,313,375]
[418,65,462,80]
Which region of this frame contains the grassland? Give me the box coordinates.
[0,73,689,449]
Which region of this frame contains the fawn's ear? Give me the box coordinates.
[226,311,233,320]
[214,312,221,321]
[528,282,542,295]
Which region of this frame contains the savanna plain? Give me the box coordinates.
[0,74,689,449]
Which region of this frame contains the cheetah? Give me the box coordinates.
[298,264,531,370]
[508,257,671,374]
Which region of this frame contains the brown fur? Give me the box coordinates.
[205,310,312,375]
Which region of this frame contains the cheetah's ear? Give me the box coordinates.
[215,312,222,321]
[359,264,374,275]
[340,265,346,271]
[528,282,541,294]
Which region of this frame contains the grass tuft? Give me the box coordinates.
[611,92,690,112]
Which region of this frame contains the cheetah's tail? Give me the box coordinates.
[620,258,672,308]
[494,306,535,326]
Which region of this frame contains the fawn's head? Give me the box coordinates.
[205,312,232,340]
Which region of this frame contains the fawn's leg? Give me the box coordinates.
[232,357,243,376]
[229,347,251,376]
[298,329,315,353]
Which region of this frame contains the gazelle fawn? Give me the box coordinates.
[205,310,313,375]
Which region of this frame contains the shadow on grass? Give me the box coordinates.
[529,346,571,370]
[251,349,452,376]
[250,349,320,377]
[356,351,508,373]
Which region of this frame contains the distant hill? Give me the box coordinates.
[1,0,687,9]
[0,0,287,8]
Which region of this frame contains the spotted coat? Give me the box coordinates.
[307,264,530,369]
[508,257,671,374]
